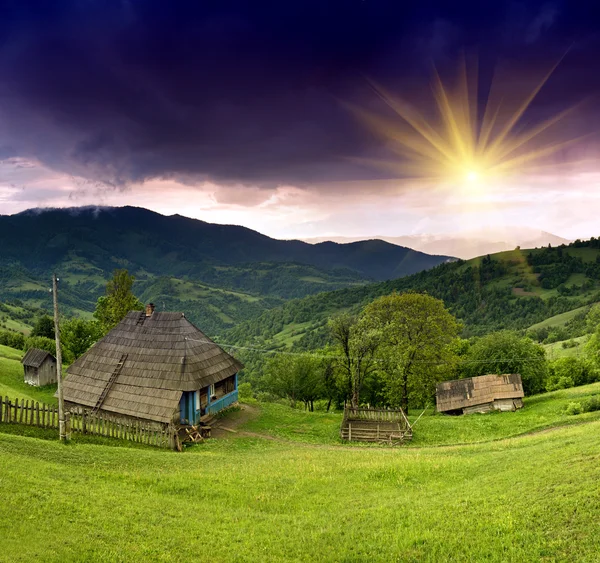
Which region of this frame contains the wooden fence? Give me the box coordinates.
[0,396,174,449]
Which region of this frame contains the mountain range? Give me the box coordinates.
[0,206,451,335]
[302,228,571,260]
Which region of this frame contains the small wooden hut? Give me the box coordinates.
[436,374,524,415]
[22,348,57,386]
[340,407,412,444]
[61,305,243,428]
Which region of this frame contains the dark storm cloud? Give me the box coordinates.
[0,0,597,188]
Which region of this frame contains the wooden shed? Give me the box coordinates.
[436,374,524,415]
[340,407,412,444]
[22,348,58,387]
[61,305,243,427]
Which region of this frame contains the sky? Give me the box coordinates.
[0,1,599,241]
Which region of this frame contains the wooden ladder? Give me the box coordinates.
[92,353,127,414]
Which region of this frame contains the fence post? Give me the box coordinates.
[65,411,71,441]
[82,408,87,435]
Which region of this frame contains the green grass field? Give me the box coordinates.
[544,335,590,360]
[528,305,589,331]
[2,398,600,561]
[3,340,600,561]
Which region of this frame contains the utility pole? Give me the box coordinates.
[52,273,68,442]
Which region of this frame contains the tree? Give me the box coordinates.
[329,313,380,408]
[463,331,547,395]
[546,357,598,391]
[61,318,103,360]
[31,315,55,339]
[263,353,324,410]
[361,292,460,412]
[94,269,144,333]
[585,304,600,333]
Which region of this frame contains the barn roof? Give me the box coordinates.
[22,348,55,368]
[62,311,244,424]
[436,374,524,413]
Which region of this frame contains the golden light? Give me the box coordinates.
[350,56,580,188]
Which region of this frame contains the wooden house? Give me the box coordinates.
[436,374,524,415]
[61,304,243,427]
[22,348,58,386]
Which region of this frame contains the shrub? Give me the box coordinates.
[238,381,254,401]
[565,402,582,415]
[546,357,599,391]
[24,336,56,357]
[566,396,600,415]
[0,329,26,350]
[581,395,600,413]
[547,376,574,391]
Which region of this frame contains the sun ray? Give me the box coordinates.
[354,56,579,188]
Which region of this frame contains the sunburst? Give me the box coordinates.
[351,57,580,187]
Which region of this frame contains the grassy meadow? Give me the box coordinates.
[2,343,600,561]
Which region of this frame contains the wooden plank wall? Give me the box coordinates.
[0,396,173,449]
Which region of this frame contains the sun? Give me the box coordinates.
[351,56,577,188]
[466,170,479,183]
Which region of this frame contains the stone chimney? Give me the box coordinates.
[145,303,155,317]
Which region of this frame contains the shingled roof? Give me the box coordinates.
[436,374,524,413]
[22,348,55,368]
[62,311,244,424]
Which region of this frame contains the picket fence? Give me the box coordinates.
[0,396,174,449]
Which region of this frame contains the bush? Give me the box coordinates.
[546,357,599,391]
[566,396,600,416]
[24,336,56,357]
[0,329,26,350]
[582,396,600,413]
[238,381,254,401]
[547,376,575,391]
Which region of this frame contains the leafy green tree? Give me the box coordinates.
[94,270,144,333]
[263,353,324,410]
[463,331,547,395]
[585,304,600,333]
[61,318,103,360]
[329,313,380,408]
[361,292,461,412]
[24,336,56,357]
[585,327,600,369]
[546,357,598,391]
[31,315,55,339]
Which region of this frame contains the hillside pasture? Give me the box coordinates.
[2,394,600,561]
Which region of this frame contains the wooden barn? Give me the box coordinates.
[61,304,243,427]
[22,348,58,387]
[436,374,524,415]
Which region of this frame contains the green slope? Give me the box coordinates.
[2,387,600,561]
[227,240,600,349]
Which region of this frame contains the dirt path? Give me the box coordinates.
[209,404,261,439]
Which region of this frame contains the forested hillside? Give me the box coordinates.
[0,206,451,333]
[226,239,600,350]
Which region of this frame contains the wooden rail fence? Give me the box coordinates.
[0,396,174,449]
